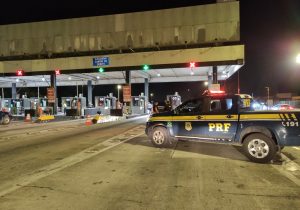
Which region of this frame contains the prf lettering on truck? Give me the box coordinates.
[208,123,231,132]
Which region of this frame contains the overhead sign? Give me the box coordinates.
[123,85,131,102]
[47,88,55,103]
[92,57,109,66]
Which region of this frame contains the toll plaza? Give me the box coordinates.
[0,1,244,121]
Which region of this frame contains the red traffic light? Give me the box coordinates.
[189,62,196,68]
[55,69,61,75]
[16,69,24,76]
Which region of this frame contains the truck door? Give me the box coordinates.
[203,96,238,143]
[172,98,207,139]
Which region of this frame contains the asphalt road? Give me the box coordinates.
[0,117,300,210]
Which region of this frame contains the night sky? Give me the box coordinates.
[1,0,300,102]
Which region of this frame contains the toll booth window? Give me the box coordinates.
[176,99,203,114]
[132,98,139,106]
[98,98,104,106]
[105,99,111,108]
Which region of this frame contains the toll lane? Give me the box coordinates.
[0,117,146,195]
[0,118,300,209]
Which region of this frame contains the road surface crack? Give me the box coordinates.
[16,184,54,191]
[224,192,300,199]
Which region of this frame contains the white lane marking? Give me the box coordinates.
[0,126,144,197]
[272,153,300,187]
[293,147,300,150]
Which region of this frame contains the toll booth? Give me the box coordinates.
[166,92,181,110]
[131,95,146,115]
[0,98,11,111]
[61,96,86,116]
[10,98,30,116]
[95,94,116,115]
[24,97,51,117]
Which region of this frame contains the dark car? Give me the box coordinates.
[0,110,12,125]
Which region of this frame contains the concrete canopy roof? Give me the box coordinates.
[0,65,242,88]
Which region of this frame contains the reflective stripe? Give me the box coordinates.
[205,115,238,120]
[291,114,298,121]
[149,116,173,121]
[279,114,285,121]
[240,114,281,120]
[172,116,200,121]
[150,113,285,122]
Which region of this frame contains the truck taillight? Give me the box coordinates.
[209,90,225,94]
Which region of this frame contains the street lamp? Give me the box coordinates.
[265,86,270,110]
[296,53,300,64]
[117,85,122,101]
[150,93,154,102]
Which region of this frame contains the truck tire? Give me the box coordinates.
[243,133,276,163]
[2,115,10,125]
[149,127,170,148]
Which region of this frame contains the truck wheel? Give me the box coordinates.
[150,127,170,148]
[2,115,10,125]
[243,134,276,163]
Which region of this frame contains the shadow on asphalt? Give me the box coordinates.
[128,136,252,162]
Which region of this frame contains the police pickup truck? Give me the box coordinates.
[146,91,300,163]
[0,110,12,125]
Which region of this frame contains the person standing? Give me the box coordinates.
[77,99,81,116]
[152,102,159,114]
[147,102,153,114]
[164,100,172,112]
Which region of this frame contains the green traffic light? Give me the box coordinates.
[98,68,104,73]
[143,65,149,71]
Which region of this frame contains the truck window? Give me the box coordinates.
[176,98,203,114]
[210,98,233,112]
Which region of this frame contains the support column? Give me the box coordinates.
[1,88,4,99]
[125,70,131,84]
[12,83,17,99]
[87,80,92,107]
[50,74,57,115]
[125,70,131,114]
[144,78,149,114]
[212,66,218,84]
[144,78,149,101]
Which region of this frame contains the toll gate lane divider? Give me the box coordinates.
[0,125,145,197]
